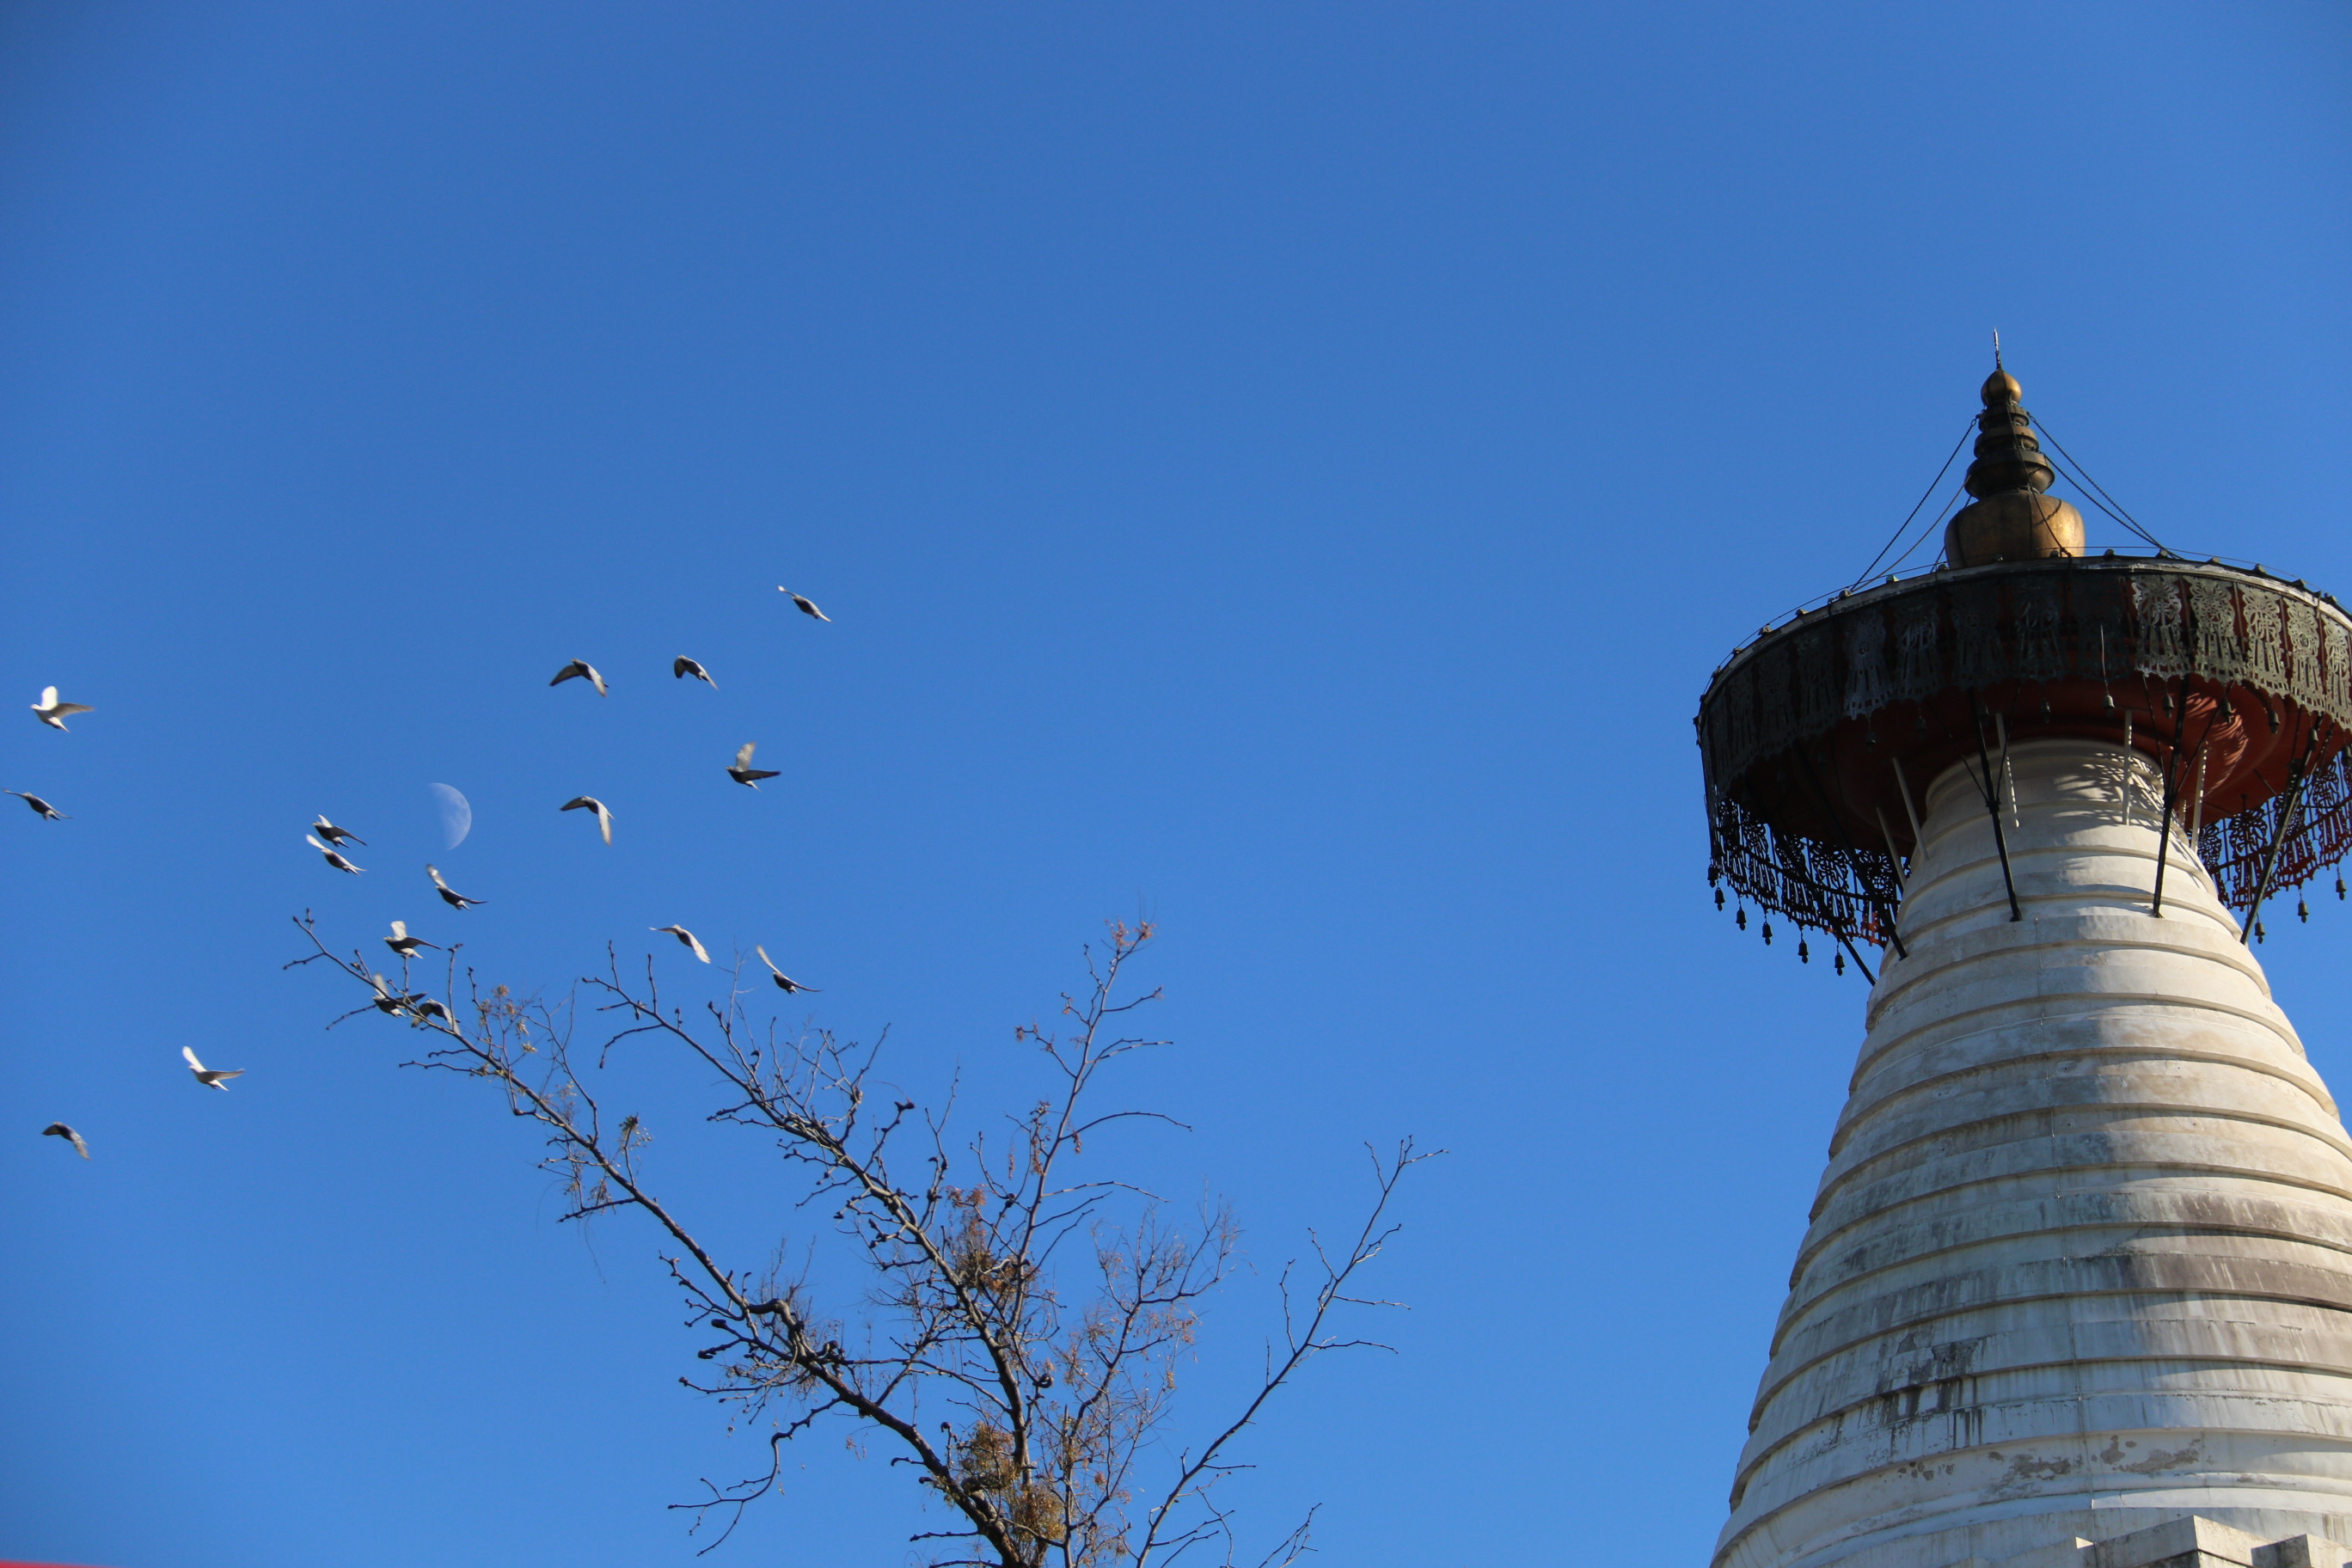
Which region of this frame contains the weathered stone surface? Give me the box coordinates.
[1716,742,2352,1568]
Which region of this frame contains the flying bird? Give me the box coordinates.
[312,815,365,848]
[756,945,819,994]
[41,1122,89,1159]
[307,834,364,873]
[31,687,93,730]
[368,974,416,1017]
[549,659,609,697]
[426,864,484,910]
[8,791,66,820]
[652,924,711,964]
[560,795,614,844]
[181,1045,244,1091]
[779,588,830,622]
[384,920,438,958]
[727,743,781,788]
[413,996,456,1026]
[673,656,716,688]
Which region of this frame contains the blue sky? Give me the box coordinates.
[2,5,2347,1565]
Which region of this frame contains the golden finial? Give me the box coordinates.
[1945,352,2082,567]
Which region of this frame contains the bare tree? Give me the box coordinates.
[289,916,1430,1565]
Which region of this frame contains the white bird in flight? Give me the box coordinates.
[426,864,484,910]
[652,924,711,963]
[182,1046,244,1091]
[313,815,365,847]
[673,656,717,689]
[385,921,438,958]
[307,834,364,873]
[31,687,93,730]
[42,1122,89,1159]
[560,795,614,844]
[779,588,830,622]
[550,659,609,697]
[8,791,66,820]
[727,743,781,788]
[756,945,819,994]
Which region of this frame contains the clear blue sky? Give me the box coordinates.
[3,6,2347,1565]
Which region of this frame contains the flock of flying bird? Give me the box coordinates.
[28,586,835,1162]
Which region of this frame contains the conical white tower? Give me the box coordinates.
[1697,369,2352,1568]
[1719,739,2352,1568]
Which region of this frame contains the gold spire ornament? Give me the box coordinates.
[1941,360,2086,567]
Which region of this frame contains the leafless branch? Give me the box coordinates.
[291,912,1430,1566]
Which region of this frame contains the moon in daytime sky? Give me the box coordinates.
[427,782,472,849]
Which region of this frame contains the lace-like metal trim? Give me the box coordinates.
[1698,560,2352,938]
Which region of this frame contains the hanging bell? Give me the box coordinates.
[1707,862,1721,885]
[2256,921,2267,943]
[1736,906,1748,930]
[1798,938,1810,964]
[2300,897,2310,923]
[1715,887,1725,910]
[1762,921,1773,946]
[1834,951,1847,976]
[2104,689,2116,711]
[2337,874,2346,901]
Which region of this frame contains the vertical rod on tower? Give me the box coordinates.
[2122,711,2135,826]
[2189,743,2209,842]
[2152,675,2192,917]
[1890,756,1922,841]
[2241,721,2329,944]
[1876,805,1906,880]
[1996,714,2019,829]
[1969,694,2023,922]
[1831,929,1877,986]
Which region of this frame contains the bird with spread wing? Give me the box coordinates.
[549,658,609,696]
[31,687,92,730]
[727,743,781,788]
[182,1046,244,1091]
[652,924,711,963]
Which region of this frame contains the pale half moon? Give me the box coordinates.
[427,782,473,850]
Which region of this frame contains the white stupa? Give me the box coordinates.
[1698,367,2352,1568]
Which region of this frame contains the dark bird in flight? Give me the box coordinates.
[307,834,364,873]
[560,795,614,844]
[426,864,484,910]
[368,974,418,1017]
[8,790,66,820]
[727,743,780,788]
[779,588,830,622]
[756,945,819,994]
[384,921,438,959]
[312,815,365,847]
[673,656,716,689]
[549,659,609,697]
[41,1122,89,1159]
